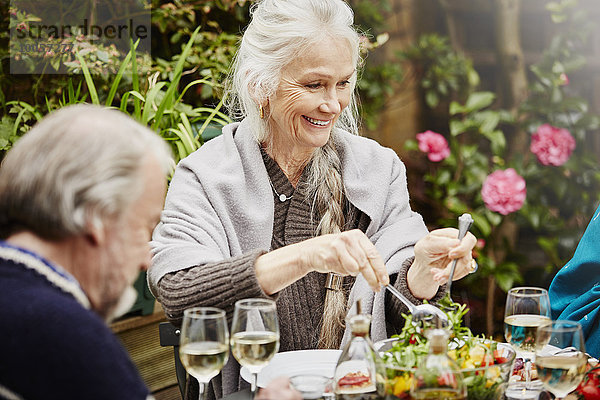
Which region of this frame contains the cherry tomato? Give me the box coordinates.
[578,384,600,400]
[493,349,509,365]
[576,366,600,400]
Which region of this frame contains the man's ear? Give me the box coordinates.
[84,217,105,247]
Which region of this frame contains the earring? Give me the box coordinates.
[259,105,264,119]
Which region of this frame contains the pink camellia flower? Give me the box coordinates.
[481,168,526,215]
[530,124,576,166]
[416,130,450,162]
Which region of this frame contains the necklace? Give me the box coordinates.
[267,176,293,202]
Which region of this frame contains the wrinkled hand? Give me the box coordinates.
[407,227,476,299]
[255,377,302,400]
[299,229,389,291]
[414,227,477,286]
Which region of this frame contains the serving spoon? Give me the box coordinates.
[385,284,448,327]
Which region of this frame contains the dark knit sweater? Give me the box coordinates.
[155,151,439,399]
[0,243,150,400]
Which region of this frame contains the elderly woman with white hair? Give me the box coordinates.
[149,0,477,398]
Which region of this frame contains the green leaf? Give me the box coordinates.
[472,213,492,237]
[75,52,99,105]
[130,38,141,120]
[105,41,137,107]
[6,101,43,121]
[119,92,131,112]
[425,91,439,108]
[176,79,211,105]
[464,92,495,113]
[449,120,464,136]
[404,139,418,151]
[127,90,147,103]
[191,107,232,123]
[179,113,196,142]
[483,130,506,154]
[484,209,502,226]
[449,101,465,116]
[141,82,167,124]
[437,170,451,185]
[96,50,109,63]
[477,111,501,134]
[152,26,202,131]
[196,94,227,141]
[495,262,522,292]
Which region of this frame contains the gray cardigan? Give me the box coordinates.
[150,118,429,341]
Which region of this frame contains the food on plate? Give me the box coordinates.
[508,357,538,383]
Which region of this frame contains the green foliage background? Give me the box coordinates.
[2,0,600,334]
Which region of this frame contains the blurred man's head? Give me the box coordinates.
[0,104,173,320]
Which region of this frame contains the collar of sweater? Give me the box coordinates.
[0,242,90,309]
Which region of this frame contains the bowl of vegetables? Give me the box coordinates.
[376,300,515,400]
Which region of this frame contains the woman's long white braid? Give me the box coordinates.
[308,139,348,349]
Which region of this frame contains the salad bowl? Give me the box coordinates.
[375,298,516,400]
[375,337,515,400]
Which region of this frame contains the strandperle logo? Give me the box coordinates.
[14,19,149,41]
[10,0,151,75]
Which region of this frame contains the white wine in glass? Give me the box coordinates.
[504,287,551,397]
[505,314,552,357]
[231,298,279,398]
[536,320,587,400]
[180,307,229,400]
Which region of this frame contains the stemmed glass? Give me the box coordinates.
[179,307,230,400]
[504,287,551,398]
[230,298,280,399]
[535,320,587,400]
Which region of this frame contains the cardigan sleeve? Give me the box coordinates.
[384,256,447,335]
[155,249,272,324]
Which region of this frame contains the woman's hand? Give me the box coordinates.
[255,377,302,400]
[407,228,477,299]
[298,229,390,291]
[255,229,388,294]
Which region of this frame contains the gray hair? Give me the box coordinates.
[0,104,173,240]
[225,0,362,138]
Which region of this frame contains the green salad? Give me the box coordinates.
[379,297,515,400]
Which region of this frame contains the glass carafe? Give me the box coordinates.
[410,328,466,400]
[333,302,385,400]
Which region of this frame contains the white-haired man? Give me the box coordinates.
[0,105,301,400]
[0,105,172,399]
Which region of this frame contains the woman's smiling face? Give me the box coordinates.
[267,36,356,154]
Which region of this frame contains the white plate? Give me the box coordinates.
[240,349,342,388]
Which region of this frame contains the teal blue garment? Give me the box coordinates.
[549,204,600,357]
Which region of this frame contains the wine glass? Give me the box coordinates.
[504,287,551,397]
[230,298,280,399]
[535,320,587,400]
[179,307,230,400]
